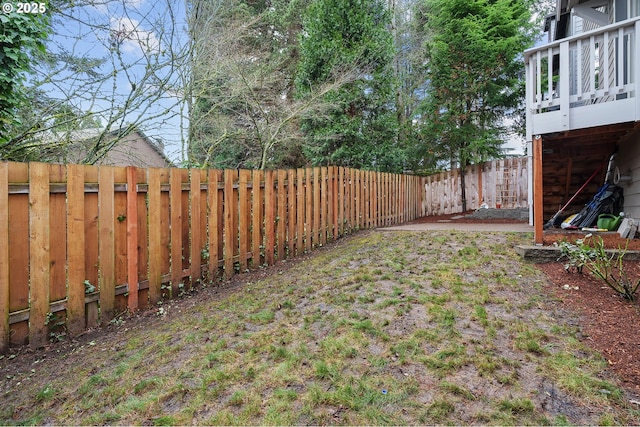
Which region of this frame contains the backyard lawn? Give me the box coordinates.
[1,229,639,425]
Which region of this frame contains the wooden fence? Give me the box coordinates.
[0,162,426,350]
[422,157,529,215]
[0,158,529,351]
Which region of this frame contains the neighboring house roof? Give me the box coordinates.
[48,127,174,168]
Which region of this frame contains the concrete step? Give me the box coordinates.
[515,245,640,263]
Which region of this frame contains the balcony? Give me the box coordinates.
[525,17,640,140]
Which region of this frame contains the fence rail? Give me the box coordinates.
[0,158,528,351]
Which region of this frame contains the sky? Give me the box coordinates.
[40,0,189,162]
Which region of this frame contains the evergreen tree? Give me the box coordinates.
[296,0,403,172]
[420,0,536,208]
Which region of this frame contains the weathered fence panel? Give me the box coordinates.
[422,157,529,216]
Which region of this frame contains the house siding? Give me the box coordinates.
[97,133,170,168]
[615,130,640,218]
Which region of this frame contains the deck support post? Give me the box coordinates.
[533,135,544,245]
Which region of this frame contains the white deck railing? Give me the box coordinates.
[525,17,640,140]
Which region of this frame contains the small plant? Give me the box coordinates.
[45,312,67,342]
[557,237,596,273]
[558,236,640,302]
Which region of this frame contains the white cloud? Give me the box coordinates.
[110,16,160,55]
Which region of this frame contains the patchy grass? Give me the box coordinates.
[1,230,639,425]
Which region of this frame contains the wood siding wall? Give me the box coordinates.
[0,158,528,351]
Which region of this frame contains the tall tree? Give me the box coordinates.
[187,0,323,169]
[296,0,403,172]
[420,0,536,209]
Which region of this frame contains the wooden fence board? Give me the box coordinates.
[238,170,249,271]
[224,169,237,278]
[8,163,29,346]
[113,167,128,313]
[180,169,191,289]
[126,167,139,312]
[191,169,203,283]
[208,170,222,279]
[305,168,312,252]
[288,169,296,255]
[148,168,162,305]
[67,164,85,335]
[277,169,286,260]
[28,163,50,348]
[170,169,183,294]
[318,167,328,245]
[264,170,276,265]
[252,170,263,267]
[296,169,304,255]
[198,170,208,279]
[0,163,8,352]
[98,167,115,320]
[48,165,66,305]
[84,166,100,326]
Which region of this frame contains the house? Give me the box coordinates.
[525,0,640,243]
[53,127,173,168]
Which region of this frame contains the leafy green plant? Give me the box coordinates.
[558,236,640,302]
[45,312,66,342]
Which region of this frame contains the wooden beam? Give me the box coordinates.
[533,136,544,245]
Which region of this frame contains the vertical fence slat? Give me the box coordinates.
[224,169,237,277]
[296,169,305,255]
[288,169,296,255]
[312,168,320,246]
[126,166,139,312]
[239,170,250,271]
[84,166,100,325]
[277,169,287,260]
[191,169,202,283]
[148,168,163,305]
[320,167,327,245]
[252,170,263,267]
[304,168,312,252]
[98,167,115,321]
[67,164,85,335]
[29,163,50,348]
[49,165,66,315]
[180,170,191,289]
[8,163,29,346]
[264,170,276,265]
[0,163,8,352]
[208,170,222,279]
[170,168,183,295]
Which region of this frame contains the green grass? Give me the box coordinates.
[0,230,636,426]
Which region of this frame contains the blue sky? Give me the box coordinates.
[40,0,189,162]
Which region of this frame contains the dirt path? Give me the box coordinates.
[0,229,638,425]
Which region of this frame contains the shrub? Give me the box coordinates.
[558,236,640,302]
